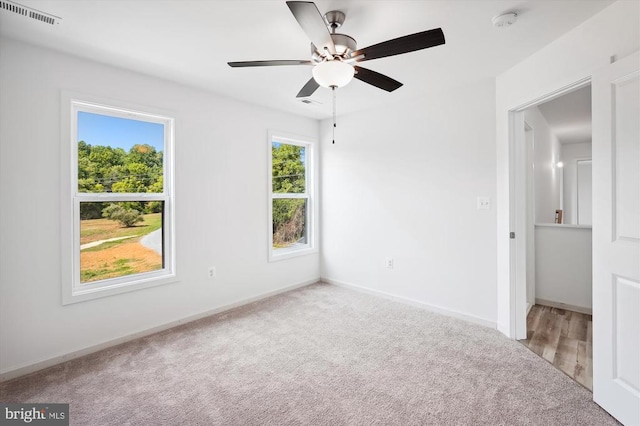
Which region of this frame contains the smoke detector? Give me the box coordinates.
[0,0,61,25]
[492,12,518,28]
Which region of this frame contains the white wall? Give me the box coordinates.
[535,225,592,311]
[524,107,562,223]
[320,78,497,326]
[0,38,320,376]
[576,160,592,225]
[496,0,640,336]
[561,142,592,224]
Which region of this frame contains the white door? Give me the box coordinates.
[592,51,640,425]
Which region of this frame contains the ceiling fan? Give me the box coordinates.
[227,1,446,98]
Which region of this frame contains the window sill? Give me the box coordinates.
[63,273,178,305]
[269,245,317,262]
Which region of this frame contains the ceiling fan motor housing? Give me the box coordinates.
[311,33,357,62]
[330,33,356,58]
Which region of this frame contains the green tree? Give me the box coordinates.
[126,144,163,191]
[102,204,143,227]
[272,143,306,246]
[77,141,164,219]
[272,143,305,193]
[148,176,163,194]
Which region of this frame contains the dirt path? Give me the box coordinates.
[80,235,138,250]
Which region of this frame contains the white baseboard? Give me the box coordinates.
[527,303,533,315]
[321,277,496,329]
[535,298,592,315]
[0,278,319,382]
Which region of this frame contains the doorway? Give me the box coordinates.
[511,81,594,390]
[502,51,640,425]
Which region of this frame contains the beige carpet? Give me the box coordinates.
[1,283,618,425]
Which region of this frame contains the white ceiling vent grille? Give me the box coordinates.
[299,98,322,106]
[0,0,61,25]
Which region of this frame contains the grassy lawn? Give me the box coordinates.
[80,213,163,283]
[80,213,162,245]
[80,238,162,283]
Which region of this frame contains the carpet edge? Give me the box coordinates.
[321,277,497,330]
[0,277,320,383]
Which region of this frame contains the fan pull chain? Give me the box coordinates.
[332,86,336,144]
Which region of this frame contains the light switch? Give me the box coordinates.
[477,196,490,210]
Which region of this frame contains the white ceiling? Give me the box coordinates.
[537,85,592,145]
[0,0,614,119]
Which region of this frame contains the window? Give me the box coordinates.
[62,96,175,304]
[268,132,316,260]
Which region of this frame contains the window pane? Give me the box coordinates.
[77,112,164,193]
[79,201,164,283]
[272,142,306,193]
[272,198,307,249]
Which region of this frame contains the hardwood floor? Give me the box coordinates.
[520,304,592,391]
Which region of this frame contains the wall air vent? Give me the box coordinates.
[0,0,61,25]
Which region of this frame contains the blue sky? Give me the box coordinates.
[78,111,164,151]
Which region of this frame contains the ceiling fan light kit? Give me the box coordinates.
[228,1,446,142]
[312,60,354,88]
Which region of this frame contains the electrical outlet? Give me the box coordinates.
[208,266,216,278]
[385,257,394,269]
[477,196,490,210]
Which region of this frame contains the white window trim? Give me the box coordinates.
[268,130,318,262]
[61,92,176,304]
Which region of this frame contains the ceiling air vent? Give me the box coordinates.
[299,99,322,106]
[0,0,61,25]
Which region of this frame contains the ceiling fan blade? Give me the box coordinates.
[296,77,320,98]
[353,28,445,62]
[286,1,337,56]
[354,66,403,92]
[228,60,313,67]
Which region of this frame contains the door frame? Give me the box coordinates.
[507,77,591,340]
[524,123,535,312]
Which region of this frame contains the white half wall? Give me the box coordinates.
[524,107,562,223]
[320,78,497,325]
[0,38,320,376]
[535,224,592,311]
[496,0,640,337]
